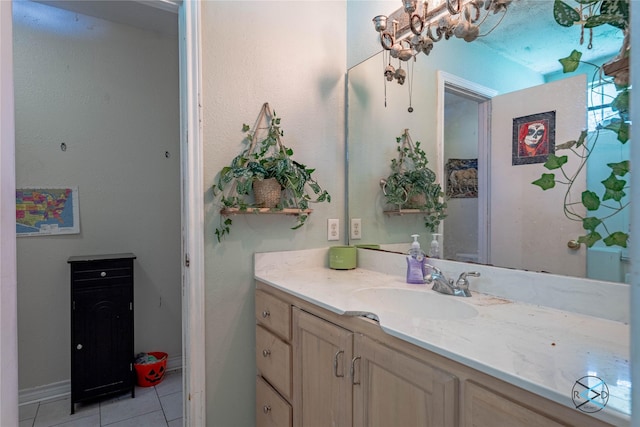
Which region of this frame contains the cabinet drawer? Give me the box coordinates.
[73,267,133,282]
[256,325,291,401]
[255,290,291,340]
[256,376,292,427]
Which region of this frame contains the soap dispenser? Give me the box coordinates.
[406,234,426,284]
[429,233,442,259]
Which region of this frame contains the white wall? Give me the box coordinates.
[201,1,346,425]
[0,1,18,424]
[13,2,181,390]
[443,93,478,260]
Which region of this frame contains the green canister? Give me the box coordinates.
[329,246,357,270]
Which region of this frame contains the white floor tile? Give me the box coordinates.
[155,371,182,397]
[159,391,182,422]
[99,387,161,426]
[19,419,34,427]
[33,397,99,427]
[30,371,182,427]
[103,410,167,427]
[19,402,38,421]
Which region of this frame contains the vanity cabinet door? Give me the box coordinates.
[292,308,353,427]
[353,334,458,427]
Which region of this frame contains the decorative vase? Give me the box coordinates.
[253,178,282,208]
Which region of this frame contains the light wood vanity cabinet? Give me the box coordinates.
[354,333,458,427]
[255,290,292,427]
[293,308,353,426]
[256,282,613,427]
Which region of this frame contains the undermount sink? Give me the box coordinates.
[347,287,479,320]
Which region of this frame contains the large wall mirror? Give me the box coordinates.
[347,0,628,283]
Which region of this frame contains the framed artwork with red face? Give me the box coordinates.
[512,111,556,166]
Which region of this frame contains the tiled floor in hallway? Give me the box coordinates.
[19,370,183,427]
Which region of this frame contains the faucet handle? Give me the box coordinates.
[456,271,480,288]
[423,264,439,282]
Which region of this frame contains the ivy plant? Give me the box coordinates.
[532,0,630,248]
[382,131,447,232]
[213,104,331,242]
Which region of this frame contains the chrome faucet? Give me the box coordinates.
[426,266,480,297]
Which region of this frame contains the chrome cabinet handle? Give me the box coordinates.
[261,310,270,318]
[333,350,344,378]
[76,344,83,350]
[263,405,271,414]
[262,349,271,357]
[100,271,106,277]
[350,356,361,385]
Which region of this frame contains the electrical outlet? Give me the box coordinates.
[350,218,362,240]
[327,218,339,241]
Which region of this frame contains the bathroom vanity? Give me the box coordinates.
[254,248,630,427]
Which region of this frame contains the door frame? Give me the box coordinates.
[179,1,205,425]
[0,1,205,425]
[436,71,496,265]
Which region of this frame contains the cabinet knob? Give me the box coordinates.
[261,310,270,318]
[262,349,271,357]
[76,344,83,350]
[100,271,107,277]
[263,405,271,414]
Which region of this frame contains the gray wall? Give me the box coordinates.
[14,2,181,390]
[201,1,346,425]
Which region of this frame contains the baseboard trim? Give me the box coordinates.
[19,354,183,406]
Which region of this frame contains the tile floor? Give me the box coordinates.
[19,370,183,427]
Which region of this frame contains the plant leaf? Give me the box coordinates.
[608,160,630,176]
[585,14,621,28]
[598,0,629,29]
[602,187,626,202]
[581,190,601,210]
[532,173,556,190]
[559,50,582,73]
[603,121,628,143]
[601,171,626,202]
[543,153,568,170]
[578,232,602,248]
[603,231,629,248]
[576,130,588,147]
[582,217,602,232]
[553,0,581,27]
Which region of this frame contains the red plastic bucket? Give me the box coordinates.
[134,351,167,387]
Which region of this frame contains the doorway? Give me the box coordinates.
[437,71,496,265]
[2,1,204,425]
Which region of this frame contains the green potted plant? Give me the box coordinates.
[213,103,331,242]
[381,129,447,232]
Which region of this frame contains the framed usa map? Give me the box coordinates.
[16,187,80,236]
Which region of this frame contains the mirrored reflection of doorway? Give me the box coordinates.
[438,72,495,265]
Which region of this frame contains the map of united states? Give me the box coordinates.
[16,188,76,235]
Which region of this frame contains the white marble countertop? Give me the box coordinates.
[255,248,631,426]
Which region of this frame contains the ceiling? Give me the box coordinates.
[33,0,179,35]
[33,0,624,76]
[473,0,625,75]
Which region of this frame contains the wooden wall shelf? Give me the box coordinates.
[383,209,426,216]
[221,207,312,216]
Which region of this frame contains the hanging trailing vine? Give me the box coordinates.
[532,0,630,248]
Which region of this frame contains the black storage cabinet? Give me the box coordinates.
[68,253,136,414]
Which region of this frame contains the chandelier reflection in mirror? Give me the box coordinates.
[373,0,516,111]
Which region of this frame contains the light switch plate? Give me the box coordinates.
[328,218,339,241]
